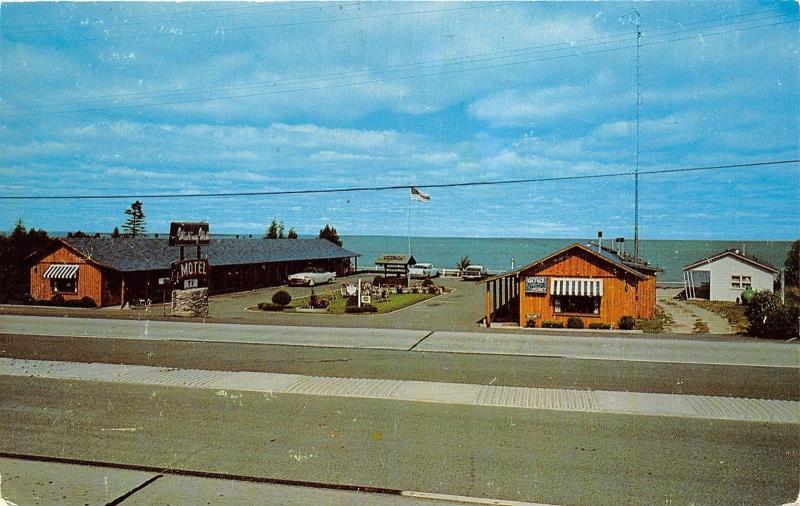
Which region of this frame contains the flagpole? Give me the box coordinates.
[407,185,411,255]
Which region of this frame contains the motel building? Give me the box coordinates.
[30,236,360,307]
[480,242,659,328]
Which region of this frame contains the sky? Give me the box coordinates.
[1,1,798,240]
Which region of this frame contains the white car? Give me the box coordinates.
[288,268,336,286]
[461,265,487,280]
[409,263,440,279]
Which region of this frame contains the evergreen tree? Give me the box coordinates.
[122,200,146,237]
[287,227,298,239]
[265,219,280,239]
[111,226,121,238]
[278,221,285,239]
[318,224,342,246]
[0,219,54,303]
[785,240,800,288]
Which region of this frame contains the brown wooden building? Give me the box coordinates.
[30,237,360,307]
[480,243,658,328]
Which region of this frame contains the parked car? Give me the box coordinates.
[461,265,487,280]
[288,267,336,286]
[409,262,440,279]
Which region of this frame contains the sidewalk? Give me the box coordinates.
[2,358,797,424]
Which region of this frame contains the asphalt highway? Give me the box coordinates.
[0,376,797,506]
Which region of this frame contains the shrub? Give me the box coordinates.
[373,276,384,286]
[525,318,537,328]
[618,316,636,330]
[308,294,329,309]
[271,290,292,306]
[50,293,65,306]
[345,296,359,307]
[588,322,613,330]
[79,296,97,308]
[422,278,434,287]
[541,320,564,328]
[745,290,799,339]
[428,286,439,295]
[258,302,285,311]
[567,317,584,329]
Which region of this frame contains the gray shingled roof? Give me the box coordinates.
[60,237,360,272]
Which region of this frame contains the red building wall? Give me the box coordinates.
[30,246,105,305]
[517,248,656,327]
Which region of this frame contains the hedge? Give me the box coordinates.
[588,322,613,330]
[541,321,564,328]
[258,302,285,311]
[566,317,584,329]
[618,316,636,330]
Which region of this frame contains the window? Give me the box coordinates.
[731,275,752,290]
[51,277,77,293]
[554,296,600,314]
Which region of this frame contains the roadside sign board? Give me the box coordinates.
[183,279,199,289]
[171,258,210,288]
[158,277,170,285]
[525,276,547,294]
[169,222,210,246]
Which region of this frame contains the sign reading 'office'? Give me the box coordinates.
[169,222,211,246]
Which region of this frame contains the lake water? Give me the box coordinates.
[340,236,792,283]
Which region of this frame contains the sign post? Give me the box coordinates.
[169,222,211,317]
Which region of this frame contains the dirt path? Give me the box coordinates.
[657,289,735,334]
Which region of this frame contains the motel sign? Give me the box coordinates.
[171,258,210,290]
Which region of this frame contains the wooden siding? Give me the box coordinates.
[30,246,105,305]
[516,248,656,327]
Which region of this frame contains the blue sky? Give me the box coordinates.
[1,1,798,239]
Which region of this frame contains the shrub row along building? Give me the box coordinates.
[30,237,360,307]
[480,242,659,328]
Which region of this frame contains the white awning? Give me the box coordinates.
[550,277,603,296]
[43,264,79,279]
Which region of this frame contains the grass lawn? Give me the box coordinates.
[253,292,437,314]
[636,306,674,333]
[325,292,436,314]
[688,300,748,333]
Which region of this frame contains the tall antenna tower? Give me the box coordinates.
[633,9,642,262]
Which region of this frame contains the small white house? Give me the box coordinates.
[682,249,777,302]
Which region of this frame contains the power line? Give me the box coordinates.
[2,159,796,201]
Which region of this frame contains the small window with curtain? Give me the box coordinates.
[731,275,752,290]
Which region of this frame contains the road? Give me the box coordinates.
[0,315,798,505]
[0,376,797,505]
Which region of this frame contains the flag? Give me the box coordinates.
[410,186,430,203]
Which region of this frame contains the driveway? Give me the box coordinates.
[657,289,735,334]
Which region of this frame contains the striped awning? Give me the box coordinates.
[551,277,603,296]
[43,264,79,279]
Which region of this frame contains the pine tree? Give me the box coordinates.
[287,227,298,239]
[111,226,121,238]
[264,219,279,239]
[122,200,146,237]
[318,224,342,246]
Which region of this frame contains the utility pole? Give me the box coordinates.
[633,8,642,262]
